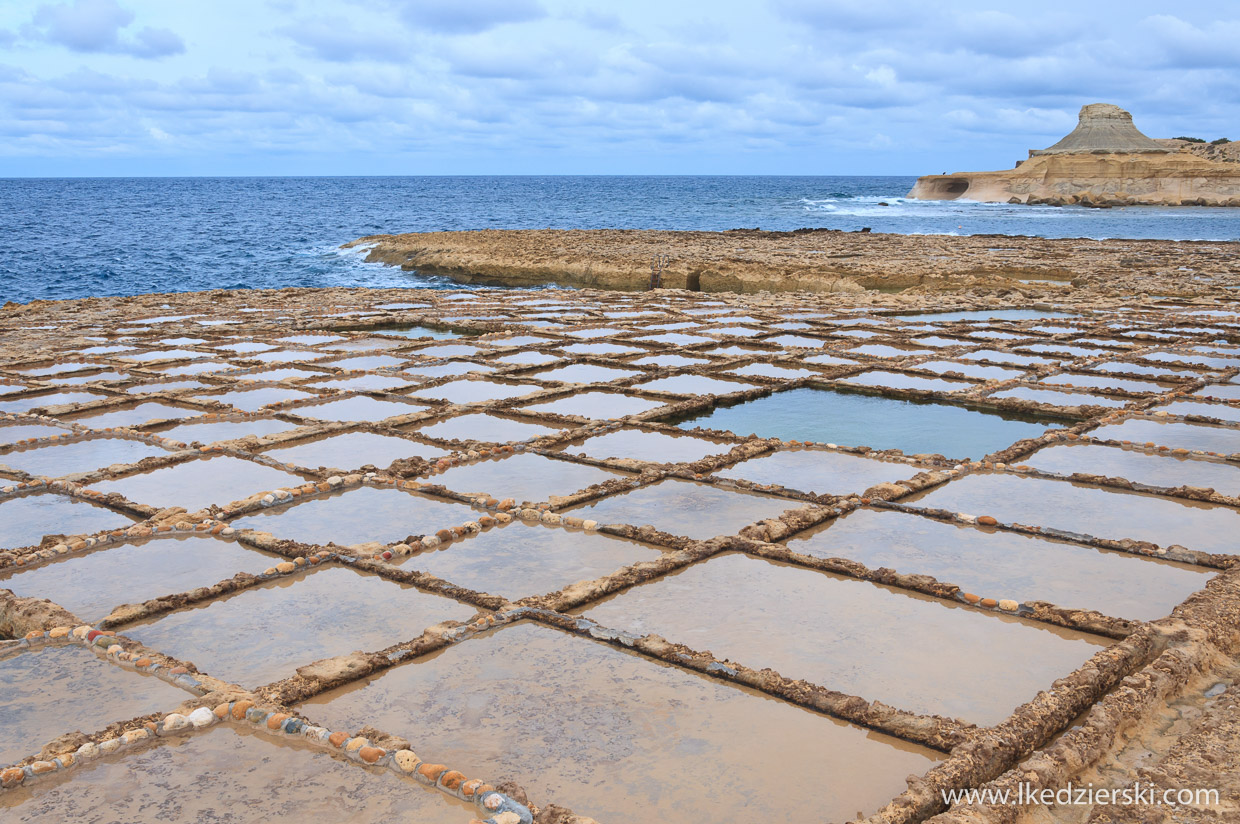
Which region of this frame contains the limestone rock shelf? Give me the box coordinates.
[347,227,1240,296]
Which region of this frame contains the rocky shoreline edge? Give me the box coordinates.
[346,228,1240,297]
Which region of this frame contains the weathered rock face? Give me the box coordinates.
[908,104,1240,206]
[1030,103,1170,156]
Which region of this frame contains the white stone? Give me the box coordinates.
[187,707,216,728]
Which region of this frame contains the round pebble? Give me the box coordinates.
[162,713,190,732]
[393,750,420,772]
[187,707,216,728]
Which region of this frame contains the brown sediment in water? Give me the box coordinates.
[0,282,1238,823]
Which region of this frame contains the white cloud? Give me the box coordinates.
[3,0,1240,174]
[394,0,546,35]
[28,0,184,57]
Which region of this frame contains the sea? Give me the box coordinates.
[3,176,1239,305]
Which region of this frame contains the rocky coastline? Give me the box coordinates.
[347,228,1240,297]
[907,104,1240,207]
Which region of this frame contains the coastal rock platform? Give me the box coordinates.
[347,228,1240,296]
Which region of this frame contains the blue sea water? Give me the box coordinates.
[2,176,1239,305]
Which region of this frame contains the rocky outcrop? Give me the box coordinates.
[1031,103,1171,156]
[908,104,1240,206]
[345,228,1240,296]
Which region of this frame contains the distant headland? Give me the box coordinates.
[907,103,1240,207]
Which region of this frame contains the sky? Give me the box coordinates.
[0,0,1237,176]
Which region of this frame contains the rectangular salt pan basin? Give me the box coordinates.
[1025,442,1240,497]
[198,388,317,411]
[0,424,74,444]
[305,374,414,392]
[400,521,662,600]
[0,392,110,414]
[1088,418,1239,454]
[1040,373,1173,394]
[786,508,1212,621]
[520,391,667,419]
[582,553,1108,725]
[431,452,628,504]
[231,485,479,545]
[60,402,201,428]
[0,534,282,623]
[291,396,423,422]
[0,644,187,766]
[715,449,920,495]
[906,473,1240,555]
[916,361,1025,381]
[675,387,1053,458]
[325,355,408,370]
[406,380,540,405]
[564,478,796,540]
[125,566,476,687]
[635,374,758,396]
[725,362,818,379]
[302,622,942,823]
[0,727,472,823]
[0,437,170,478]
[1155,400,1240,424]
[409,412,565,443]
[89,455,305,512]
[0,493,137,550]
[553,427,733,465]
[261,432,445,471]
[526,363,640,384]
[162,418,297,445]
[839,371,974,393]
[990,387,1126,408]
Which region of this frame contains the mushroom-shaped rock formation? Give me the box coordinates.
[908,103,1240,206]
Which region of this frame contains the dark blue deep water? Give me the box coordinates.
[3,176,1239,304]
